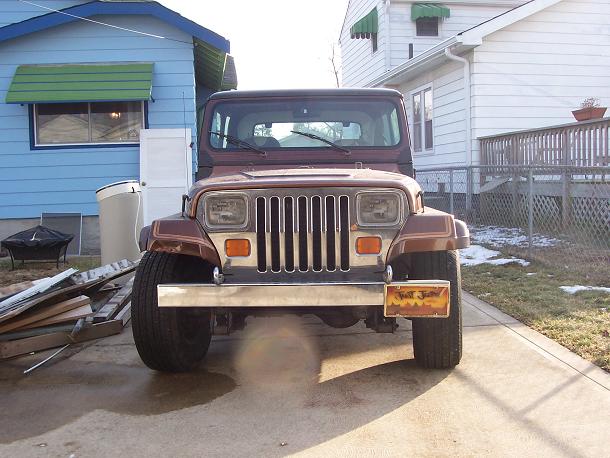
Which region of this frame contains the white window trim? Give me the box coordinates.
[33,101,145,147]
[409,83,434,155]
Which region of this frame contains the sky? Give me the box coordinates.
[164,0,350,90]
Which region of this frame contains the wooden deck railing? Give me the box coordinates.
[479,117,610,167]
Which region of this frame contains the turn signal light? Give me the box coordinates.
[356,236,382,255]
[225,239,250,257]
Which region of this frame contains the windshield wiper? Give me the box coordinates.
[290,130,351,156]
[209,131,267,157]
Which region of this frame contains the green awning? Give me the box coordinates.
[411,3,450,21]
[5,63,154,104]
[194,38,236,91]
[350,8,378,39]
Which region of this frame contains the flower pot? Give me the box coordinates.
[571,107,607,122]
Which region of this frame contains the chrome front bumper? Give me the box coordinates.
[157,280,450,310]
[157,282,388,308]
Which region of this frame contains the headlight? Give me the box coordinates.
[202,193,248,229]
[356,191,402,227]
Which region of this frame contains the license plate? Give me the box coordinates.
[384,281,450,318]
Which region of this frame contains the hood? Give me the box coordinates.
[188,168,424,216]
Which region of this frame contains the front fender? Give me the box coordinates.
[140,213,221,266]
[386,207,469,263]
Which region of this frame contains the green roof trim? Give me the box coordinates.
[350,8,378,39]
[5,63,154,104]
[411,3,450,21]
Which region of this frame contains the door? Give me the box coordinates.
[140,128,192,225]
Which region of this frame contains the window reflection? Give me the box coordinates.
[36,103,89,144]
[35,102,144,146]
[91,102,143,142]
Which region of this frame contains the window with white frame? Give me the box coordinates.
[411,87,433,152]
[34,101,144,146]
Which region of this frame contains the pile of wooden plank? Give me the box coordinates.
[0,259,137,360]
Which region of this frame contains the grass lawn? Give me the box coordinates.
[462,261,610,372]
[0,256,101,288]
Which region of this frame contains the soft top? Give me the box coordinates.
[209,88,403,100]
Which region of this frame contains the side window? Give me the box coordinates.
[210,112,222,148]
[210,112,230,148]
[412,93,422,152]
[412,87,433,152]
[424,88,433,150]
[381,108,400,146]
[389,108,399,145]
[416,17,438,37]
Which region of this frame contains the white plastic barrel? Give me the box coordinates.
[96,180,143,266]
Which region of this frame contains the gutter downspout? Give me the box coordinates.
[383,0,391,72]
[444,46,472,166]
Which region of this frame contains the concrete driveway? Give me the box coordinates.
[1,292,609,457]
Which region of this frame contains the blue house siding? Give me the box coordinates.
[0,14,199,220]
[0,1,84,27]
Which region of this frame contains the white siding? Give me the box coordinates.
[340,0,387,87]
[471,0,610,144]
[389,2,519,67]
[341,1,522,88]
[395,59,470,168]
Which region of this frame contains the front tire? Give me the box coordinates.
[132,251,213,372]
[410,250,462,369]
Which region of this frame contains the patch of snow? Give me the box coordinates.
[470,225,560,248]
[526,272,537,276]
[460,245,530,267]
[560,285,610,295]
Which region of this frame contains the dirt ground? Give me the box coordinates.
[0,257,100,288]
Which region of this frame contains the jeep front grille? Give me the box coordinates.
[255,194,350,273]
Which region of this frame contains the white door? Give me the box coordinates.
[140,128,192,225]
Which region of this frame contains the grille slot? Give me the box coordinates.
[284,197,295,272]
[270,197,281,272]
[339,195,350,271]
[325,196,336,271]
[256,193,350,273]
[311,196,322,271]
[256,197,266,272]
[298,196,308,271]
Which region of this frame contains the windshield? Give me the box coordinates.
[208,98,402,151]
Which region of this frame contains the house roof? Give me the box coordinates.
[0,0,230,53]
[367,0,563,87]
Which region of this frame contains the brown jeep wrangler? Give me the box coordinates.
[133,88,470,372]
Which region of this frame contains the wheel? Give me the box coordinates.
[132,251,213,372]
[410,250,462,369]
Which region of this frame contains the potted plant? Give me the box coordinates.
[572,97,607,122]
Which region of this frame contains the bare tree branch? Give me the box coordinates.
[330,43,340,88]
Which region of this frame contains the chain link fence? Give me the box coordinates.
[417,165,610,271]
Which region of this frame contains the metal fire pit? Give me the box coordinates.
[1,225,73,270]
